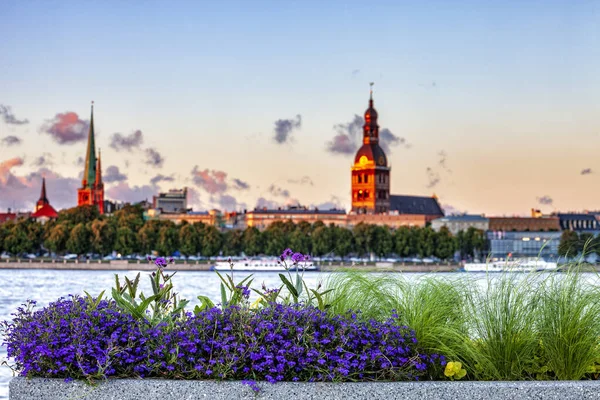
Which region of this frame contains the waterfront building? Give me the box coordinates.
[144,208,221,226]
[487,231,561,260]
[431,214,489,235]
[153,188,188,213]
[31,178,58,224]
[77,103,104,214]
[556,213,600,233]
[488,216,560,232]
[242,206,347,230]
[0,210,31,224]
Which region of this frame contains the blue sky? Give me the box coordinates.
[0,0,598,215]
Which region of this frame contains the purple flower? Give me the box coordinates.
[154,257,168,268]
[291,252,305,264]
[281,248,294,259]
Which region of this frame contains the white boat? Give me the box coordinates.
[212,258,319,272]
[463,258,558,273]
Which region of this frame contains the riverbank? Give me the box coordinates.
[0,259,460,272]
[9,378,600,400]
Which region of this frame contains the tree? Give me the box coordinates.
[113,204,144,231]
[90,219,116,256]
[57,205,99,226]
[114,226,139,256]
[466,227,487,259]
[264,222,289,256]
[578,232,594,256]
[0,222,9,253]
[44,222,70,255]
[353,223,373,257]
[558,231,579,257]
[222,229,243,256]
[157,224,179,256]
[4,221,31,255]
[179,223,200,256]
[242,227,264,256]
[66,223,91,256]
[289,227,312,255]
[25,220,44,254]
[372,226,393,259]
[416,227,435,258]
[333,227,354,260]
[394,226,412,257]
[138,220,162,255]
[311,225,334,257]
[434,226,456,260]
[201,225,223,257]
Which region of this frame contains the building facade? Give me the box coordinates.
[242,207,347,230]
[77,103,104,214]
[431,214,489,235]
[487,231,561,260]
[351,88,390,214]
[488,217,560,232]
[153,188,188,213]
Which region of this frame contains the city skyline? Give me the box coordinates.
[1,1,598,216]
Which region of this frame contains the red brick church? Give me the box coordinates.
[77,103,104,214]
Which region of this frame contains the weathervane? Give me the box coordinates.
[369,82,374,99]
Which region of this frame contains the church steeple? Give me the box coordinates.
[95,148,103,186]
[363,83,379,144]
[82,102,97,188]
[36,177,50,211]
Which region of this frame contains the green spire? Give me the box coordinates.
[82,102,96,188]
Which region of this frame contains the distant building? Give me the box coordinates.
[144,208,219,226]
[242,206,347,230]
[77,103,104,214]
[153,188,188,213]
[103,200,125,215]
[431,214,489,235]
[0,210,30,224]
[556,213,600,233]
[31,178,58,224]
[488,217,560,232]
[487,231,561,260]
[348,86,443,226]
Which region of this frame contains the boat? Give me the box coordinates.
[212,258,319,272]
[463,258,558,273]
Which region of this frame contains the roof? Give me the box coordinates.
[0,213,18,223]
[354,143,387,166]
[389,195,444,216]
[435,214,488,222]
[249,208,346,215]
[556,213,598,221]
[31,204,58,219]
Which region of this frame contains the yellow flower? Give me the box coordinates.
[444,361,467,379]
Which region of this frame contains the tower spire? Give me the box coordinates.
[95,148,103,186]
[40,177,48,203]
[363,84,379,143]
[82,101,97,188]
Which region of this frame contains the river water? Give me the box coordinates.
[1,269,598,399]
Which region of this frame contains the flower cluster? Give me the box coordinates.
[2,300,444,383]
[0,297,151,380]
[147,256,174,269]
[280,248,310,265]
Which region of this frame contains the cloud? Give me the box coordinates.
[144,148,164,168]
[442,203,464,215]
[109,130,144,152]
[1,135,22,147]
[255,196,301,210]
[150,174,175,185]
[0,105,29,125]
[536,195,553,206]
[191,167,228,194]
[211,194,246,212]
[287,175,314,186]
[32,153,54,168]
[104,165,128,183]
[273,114,302,144]
[311,195,344,210]
[326,114,410,155]
[232,178,250,190]
[581,168,592,175]
[268,184,290,198]
[426,167,440,189]
[74,156,84,166]
[351,69,360,77]
[326,115,363,155]
[40,112,89,144]
[0,157,80,210]
[105,182,157,204]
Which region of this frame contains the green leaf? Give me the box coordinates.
[215,270,232,291]
[295,274,303,297]
[310,289,324,310]
[220,282,228,307]
[197,295,215,311]
[278,273,299,298]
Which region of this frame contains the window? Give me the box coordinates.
[364,174,369,183]
[365,190,369,199]
[358,175,362,183]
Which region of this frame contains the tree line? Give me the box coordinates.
[0,205,487,260]
[558,230,600,257]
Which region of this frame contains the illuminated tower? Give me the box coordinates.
[351,84,391,214]
[77,102,104,214]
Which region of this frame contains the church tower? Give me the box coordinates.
[77,103,104,214]
[351,85,391,214]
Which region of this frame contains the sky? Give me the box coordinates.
[0,0,598,216]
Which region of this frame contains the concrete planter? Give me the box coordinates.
[9,377,600,400]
